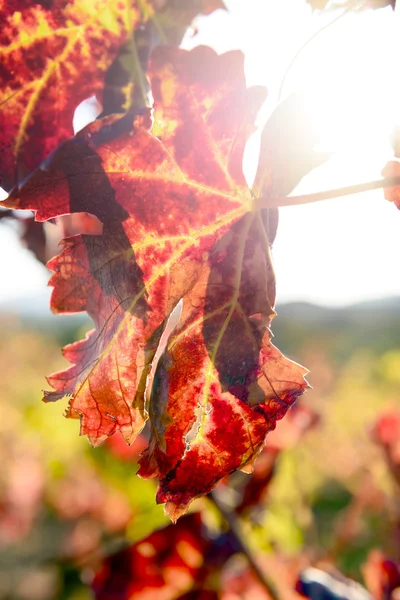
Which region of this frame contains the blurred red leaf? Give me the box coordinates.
[236,404,319,514]
[0,446,44,544]
[362,550,400,600]
[381,161,400,210]
[62,518,102,561]
[371,410,400,448]
[92,513,211,600]
[21,216,47,264]
[221,553,303,600]
[105,432,148,462]
[48,466,133,532]
[265,403,319,452]
[221,564,271,600]
[148,0,226,45]
[371,410,400,486]
[235,449,278,516]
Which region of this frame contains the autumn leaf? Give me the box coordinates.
[105,431,148,462]
[3,46,309,518]
[147,0,226,45]
[0,0,140,190]
[138,212,308,519]
[253,92,331,199]
[99,0,226,119]
[0,0,227,188]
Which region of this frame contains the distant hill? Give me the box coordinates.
[273,296,400,363]
[1,293,399,361]
[0,291,90,345]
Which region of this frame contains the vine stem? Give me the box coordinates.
[254,176,400,210]
[209,491,280,600]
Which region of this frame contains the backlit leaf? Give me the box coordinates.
[139,212,308,519]
[253,92,330,199]
[99,0,226,118]
[148,0,226,45]
[3,46,309,517]
[0,0,140,189]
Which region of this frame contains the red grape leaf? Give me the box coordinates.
[147,0,226,45]
[253,92,331,199]
[138,213,308,520]
[100,0,226,118]
[92,513,212,600]
[0,0,140,189]
[3,46,309,517]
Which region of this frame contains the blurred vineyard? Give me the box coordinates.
[0,299,399,599]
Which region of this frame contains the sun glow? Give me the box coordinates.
[185,0,400,305]
[1,1,399,308]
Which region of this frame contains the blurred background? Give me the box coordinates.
[1,1,400,599]
[1,284,400,598]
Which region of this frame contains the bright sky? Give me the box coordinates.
[1,0,400,307]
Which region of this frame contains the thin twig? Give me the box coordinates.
[209,491,280,600]
[278,0,363,101]
[255,176,400,210]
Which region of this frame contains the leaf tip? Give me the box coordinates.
[162,501,188,523]
[42,389,69,403]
